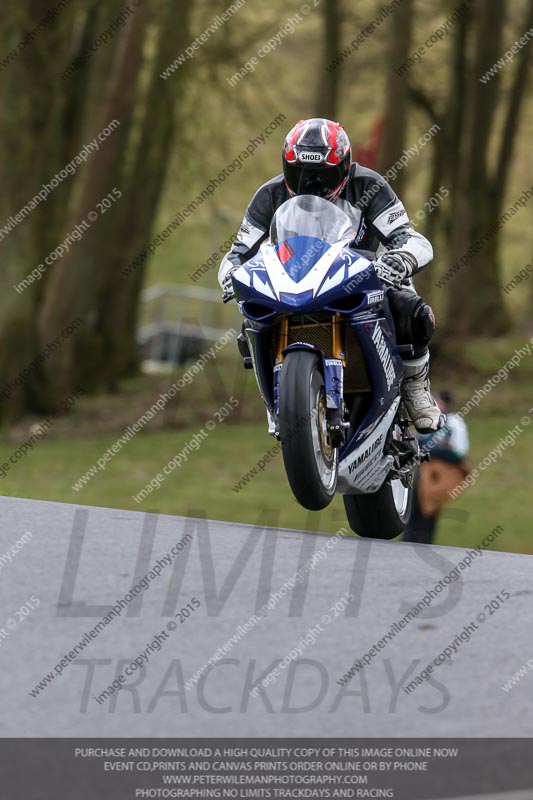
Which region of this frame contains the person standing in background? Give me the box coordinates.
[404,390,470,545]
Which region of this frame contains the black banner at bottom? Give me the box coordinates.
[1,739,532,800]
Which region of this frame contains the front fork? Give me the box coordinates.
[327,313,348,446]
[272,317,289,424]
[273,314,349,446]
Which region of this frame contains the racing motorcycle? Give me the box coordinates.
[226,195,422,539]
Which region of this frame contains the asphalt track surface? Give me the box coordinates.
[1,496,533,737]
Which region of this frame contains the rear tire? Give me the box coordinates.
[279,350,338,510]
[343,479,412,539]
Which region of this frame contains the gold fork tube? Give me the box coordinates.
[331,312,346,364]
[275,317,289,363]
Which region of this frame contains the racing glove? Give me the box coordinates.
[374,251,417,287]
[221,267,237,302]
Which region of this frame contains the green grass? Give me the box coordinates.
[1,415,531,554]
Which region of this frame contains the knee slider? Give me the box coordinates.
[386,287,418,344]
[386,288,435,348]
[412,300,436,346]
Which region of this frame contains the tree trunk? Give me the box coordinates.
[36,4,148,407]
[492,0,533,212]
[376,0,414,196]
[96,0,195,387]
[0,2,83,418]
[443,0,519,338]
[315,0,342,119]
[406,86,444,305]
[408,0,472,307]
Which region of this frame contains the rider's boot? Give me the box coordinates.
[401,352,444,433]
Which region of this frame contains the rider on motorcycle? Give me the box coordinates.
[218,117,443,433]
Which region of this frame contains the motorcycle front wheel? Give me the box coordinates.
[279,350,338,510]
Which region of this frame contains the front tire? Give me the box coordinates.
[343,478,412,539]
[279,350,338,510]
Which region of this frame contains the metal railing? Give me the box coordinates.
[138,283,233,365]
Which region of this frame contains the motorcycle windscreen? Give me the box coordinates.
[270,195,356,245]
[275,235,331,283]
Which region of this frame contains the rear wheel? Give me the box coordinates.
[343,478,412,539]
[279,350,338,510]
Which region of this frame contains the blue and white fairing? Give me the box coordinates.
[233,195,404,495]
[232,195,382,313]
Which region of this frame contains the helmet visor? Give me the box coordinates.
[284,162,348,197]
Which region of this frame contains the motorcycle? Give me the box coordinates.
[226,195,421,539]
